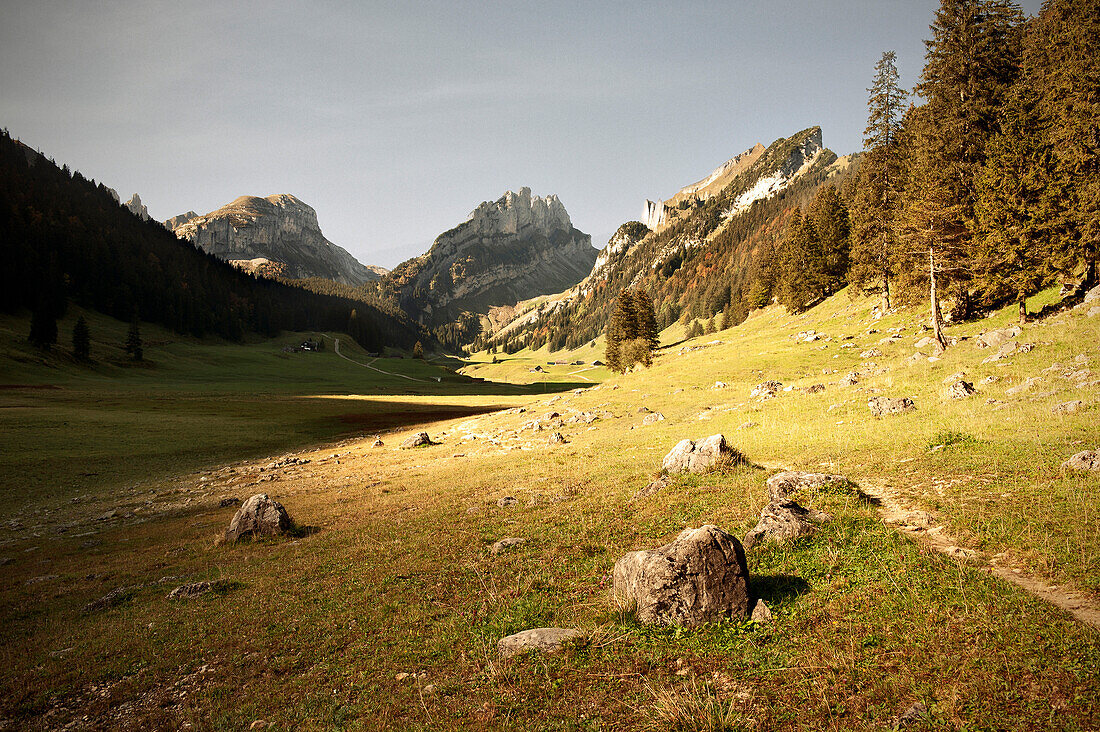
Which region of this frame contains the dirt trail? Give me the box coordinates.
[857,479,1100,631]
[332,338,435,383]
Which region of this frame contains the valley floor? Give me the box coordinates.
[1,290,1098,730]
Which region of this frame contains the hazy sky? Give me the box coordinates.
[0,0,1042,268]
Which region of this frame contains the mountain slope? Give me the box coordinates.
[484,127,856,352]
[168,195,385,286]
[379,187,596,328]
[0,131,426,352]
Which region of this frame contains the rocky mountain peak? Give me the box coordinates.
[125,193,150,221]
[462,186,573,238]
[167,194,383,286]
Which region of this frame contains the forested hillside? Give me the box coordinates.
[0,131,429,352]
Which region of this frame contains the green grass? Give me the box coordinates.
[1,288,1098,730]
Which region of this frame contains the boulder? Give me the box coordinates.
[224,494,292,542]
[641,412,665,425]
[498,627,583,660]
[868,396,915,417]
[751,381,783,399]
[945,380,976,400]
[612,525,750,626]
[548,432,568,444]
[804,383,826,394]
[976,325,1021,349]
[860,348,883,359]
[371,437,384,448]
[490,537,527,555]
[766,471,849,502]
[400,432,436,449]
[1062,450,1100,471]
[1052,400,1084,415]
[496,496,518,508]
[840,372,860,387]
[167,581,219,600]
[661,435,741,473]
[743,498,832,550]
[219,497,241,508]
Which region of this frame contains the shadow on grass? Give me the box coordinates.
[750,574,810,606]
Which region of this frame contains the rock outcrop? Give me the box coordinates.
[385,187,596,327]
[224,494,292,542]
[498,627,583,659]
[661,434,741,473]
[612,525,750,626]
[124,193,150,221]
[167,194,384,286]
[868,396,916,417]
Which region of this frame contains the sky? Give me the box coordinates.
[0,0,1042,269]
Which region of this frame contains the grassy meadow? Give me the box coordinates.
[1,290,1098,730]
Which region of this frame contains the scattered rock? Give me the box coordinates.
[548,432,568,445]
[840,372,860,387]
[743,499,831,550]
[1006,377,1040,396]
[224,494,292,542]
[737,421,758,431]
[631,476,669,501]
[219,497,241,508]
[765,471,849,502]
[914,336,935,349]
[496,496,518,508]
[750,599,773,624]
[976,325,1021,349]
[750,381,783,399]
[981,375,998,384]
[803,383,825,394]
[83,585,137,613]
[894,702,929,730]
[868,396,915,417]
[860,348,883,359]
[167,580,226,600]
[400,432,437,449]
[490,537,527,555]
[942,371,967,384]
[945,380,976,400]
[641,412,665,425]
[712,381,728,390]
[1052,400,1084,415]
[371,437,385,448]
[612,525,750,626]
[1062,450,1100,471]
[661,435,742,474]
[498,627,584,660]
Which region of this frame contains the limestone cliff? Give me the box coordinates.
[166,194,384,286]
[385,187,596,326]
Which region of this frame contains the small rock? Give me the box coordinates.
[641,412,665,425]
[750,599,773,624]
[371,437,385,448]
[498,627,584,660]
[631,476,669,501]
[743,499,831,549]
[750,381,783,399]
[1006,377,1040,396]
[400,432,437,449]
[894,702,929,729]
[1062,450,1100,471]
[548,432,568,444]
[224,494,292,542]
[612,525,750,626]
[766,471,849,502]
[945,380,976,399]
[840,372,860,387]
[712,381,728,390]
[868,396,915,417]
[860,348,883,359]
[496,496,518,508]
[737,421,758,430]
[976,325,1021,349]
[661,435,742,474]
[219,497,241,508]
[803,383,825,394]
[1052,400,1084,415]
[394,672,411,681]
[167,581,226,600]
[490,537,527,555]
[83,586,136,613]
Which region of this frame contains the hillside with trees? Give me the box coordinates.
[0,131,430,353]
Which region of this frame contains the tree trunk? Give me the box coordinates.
[881,233,891,310]
[1018,297,1027,324]
[930,246,947,352]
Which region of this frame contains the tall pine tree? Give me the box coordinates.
[850,51,906,308]
[71,315,90,360]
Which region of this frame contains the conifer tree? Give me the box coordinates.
[809,184,850,291]
[412,340,424,359]
[72,316,90,360]
[850,51,905,308]
[908,0,1024,314]
[125,315,143,361]
[1019,0,1100,288]
[634,290,660,354]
